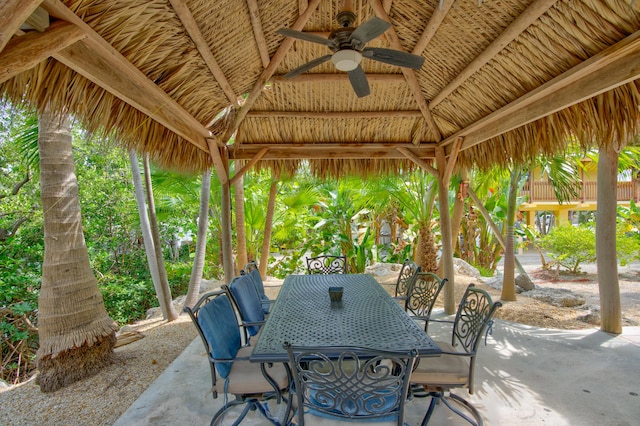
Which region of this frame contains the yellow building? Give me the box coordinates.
[519,160,639,229]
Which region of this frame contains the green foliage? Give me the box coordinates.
[540,224,596,273]
[616,223,640,266]
[99,276,157,325]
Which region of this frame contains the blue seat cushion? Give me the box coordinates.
[229,275,265,336]
[248,269,271,314]
[197,294,240,379]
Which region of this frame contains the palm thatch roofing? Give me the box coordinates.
[1,0,640,178]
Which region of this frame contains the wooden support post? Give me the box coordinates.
[436,146,456,314]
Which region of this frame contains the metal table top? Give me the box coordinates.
[250,274,442,362]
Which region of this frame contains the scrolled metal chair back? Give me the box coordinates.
[452,284,502,355]
[284,343,416,425]
[306,255,347,274]
[395,259,420,298]
[405,272,447,332]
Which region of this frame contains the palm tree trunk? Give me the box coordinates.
[502,166,522,301]
[129,152,177,321]
[597,143,622,333]
[36,109,118,392]
[450,170,468,256]
[183,170,212,309]
[234,171,248,269]
[142,155,178,321]
[259,178,278,278]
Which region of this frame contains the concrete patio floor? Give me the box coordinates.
[114,317,640,425]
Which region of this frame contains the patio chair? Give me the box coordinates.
[284,343,417,426]
[405,271,448,333]
[306,254,348,274]
[392,259,421,308]
[242,260,273,314]
[223,274,266,342]
[184,290,290,425]
[410,284,502,426]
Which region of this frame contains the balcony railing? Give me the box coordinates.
[521,181,639,203]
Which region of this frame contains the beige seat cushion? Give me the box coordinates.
[410,341,470,386]
[214,346,288,395]
[296,413,399,426]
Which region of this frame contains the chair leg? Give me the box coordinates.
[211,398,246,426]
[420,391,483,426]
[211,394,292,426]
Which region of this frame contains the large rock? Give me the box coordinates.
[526,287,586,307]
[515,274,535,292]
[366,262,402,277]
[452,258,482,279]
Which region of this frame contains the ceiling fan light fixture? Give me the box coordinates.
[331,50,362,71]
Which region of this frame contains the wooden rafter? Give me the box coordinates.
[246,0,270,68]
[231,143,436,160]
[169,0,237,105]
[0,0,43,53]
[0,21,85,84]
[270,73,404,84]
[230,147,269,185]
[225,0,323,143]
[41,0,211,152]
[207,138,229,185]
[443,137,462,183]
[412,0,454,55]
[444,29,640,154]
[431,0,557,107]
[246,110,422,119]
[368,0,442,142]
[396,146,438,177]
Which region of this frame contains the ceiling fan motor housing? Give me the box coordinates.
[331,49,362,71]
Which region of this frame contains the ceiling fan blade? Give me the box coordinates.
[362,47,425,69]
[349,17,391,46]
[347,65,370,98]
[283,54,332,79]
[277,28,334,47]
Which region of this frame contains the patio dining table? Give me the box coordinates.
[250,273,442,363]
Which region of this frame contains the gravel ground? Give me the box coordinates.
[0,309,197,426]
[1,264,638,425]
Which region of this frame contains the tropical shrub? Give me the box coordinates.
[540,224,596,273]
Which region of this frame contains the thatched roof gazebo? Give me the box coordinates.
[2,1,639,339]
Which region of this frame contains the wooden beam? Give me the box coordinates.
[396,146,438,176]
[22,6,49,32]
[0,0,42,53]
[41,0,211,152]
[169,0,237,105]
[246,110,422,119]
[443,137,462,183]
[368,0,442,142]
[231,143,436,160]
[270,72,405,84]
[246,0,270,68]
[445,30,640,153]
[230,147,269,185]
[0,21,85,84]
[412,0,454,55]
[226,0,322,143]
[207,138,229,185]
[431,0,557,107]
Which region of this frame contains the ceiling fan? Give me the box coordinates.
[277,4,425,98]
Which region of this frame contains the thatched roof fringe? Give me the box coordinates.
[457,80,640,172]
